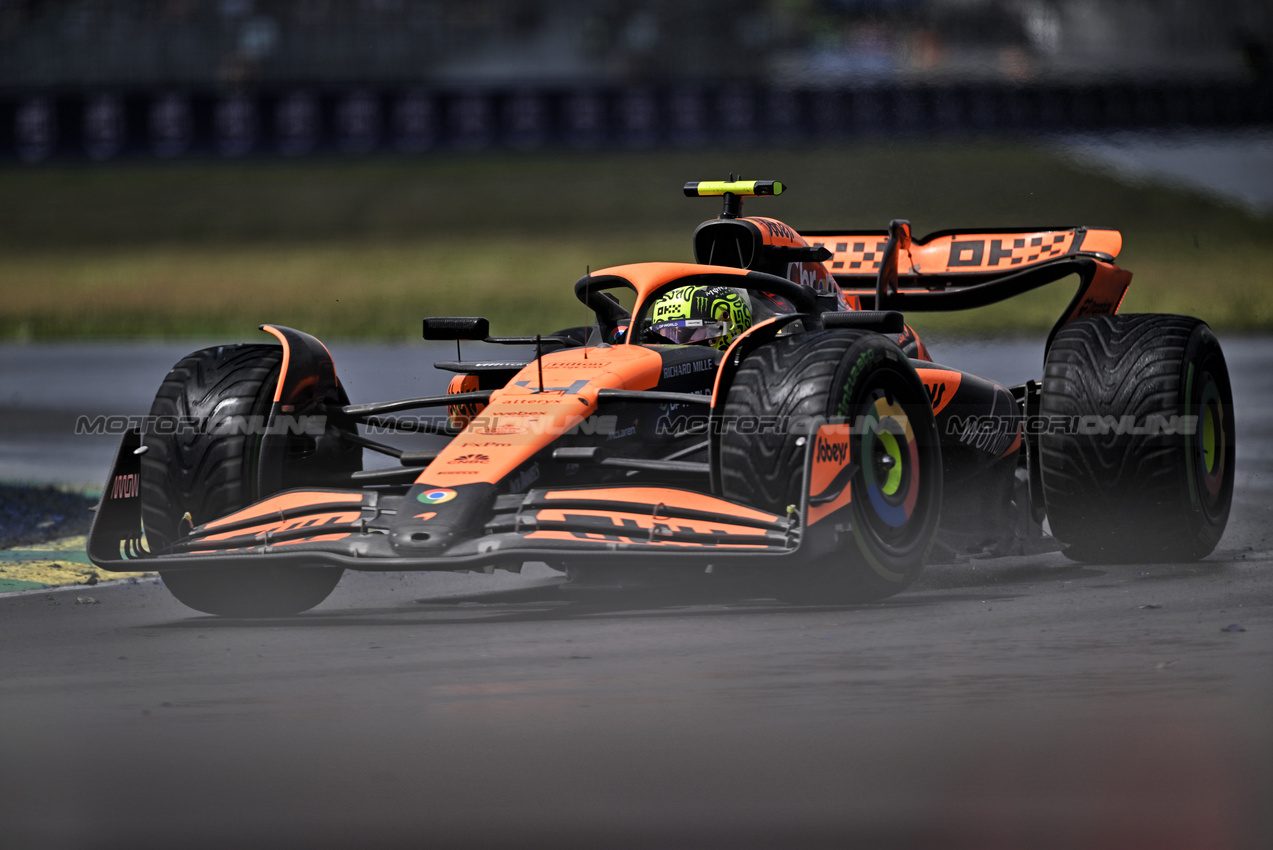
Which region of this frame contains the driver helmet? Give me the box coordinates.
[648,285,752,350]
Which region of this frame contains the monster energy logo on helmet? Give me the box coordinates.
[649,285,752,350]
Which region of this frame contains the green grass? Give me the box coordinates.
[2,143,1271,340]
[0,237,677,340]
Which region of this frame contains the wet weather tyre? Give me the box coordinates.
[1040,315,1234,562]
[719,330,942,603]
[139,344,346,617]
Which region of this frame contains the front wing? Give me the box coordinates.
[88,421,860,574]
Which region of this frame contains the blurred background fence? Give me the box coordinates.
[3,1,1272,341]
[3,0,1270,162]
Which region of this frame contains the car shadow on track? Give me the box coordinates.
[150,550,1226,630]
[916,557,1106,590]
[147,569,1040,630]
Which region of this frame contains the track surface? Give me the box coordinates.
[2,337,1272,849]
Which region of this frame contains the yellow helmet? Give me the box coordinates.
[647,285,752,350]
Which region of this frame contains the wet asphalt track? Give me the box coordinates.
[1,336,1271,849]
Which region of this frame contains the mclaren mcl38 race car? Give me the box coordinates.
[89,180,1234,617]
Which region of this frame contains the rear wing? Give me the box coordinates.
[802,222,1131,350]
[806,226,1121,283]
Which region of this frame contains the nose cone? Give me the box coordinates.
[390,482,498,554]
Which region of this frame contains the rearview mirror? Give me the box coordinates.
[422,317,490,341]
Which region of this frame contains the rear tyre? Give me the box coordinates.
[140,344,353,617]
[719,331,942,603]
[1040,314,1234,562]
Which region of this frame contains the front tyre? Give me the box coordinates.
[1040,314,1234,562]
[719,330,942,603]
[140,344,352,617]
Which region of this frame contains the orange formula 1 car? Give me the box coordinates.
[88,180,1234,617]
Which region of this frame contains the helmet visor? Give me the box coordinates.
[649,318,728,345]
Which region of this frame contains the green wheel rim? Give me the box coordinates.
[877,430,904,496]
[1197,377,1225,500]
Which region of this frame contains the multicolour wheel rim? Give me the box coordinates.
[860,394,920,529]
